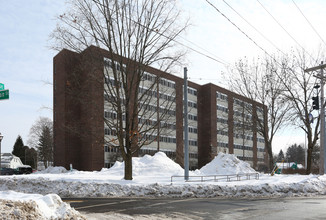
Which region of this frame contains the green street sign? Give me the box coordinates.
[0,89,9,100]
[0,83,4,90]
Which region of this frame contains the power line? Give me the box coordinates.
[256,0,314,60]
[90,0,230,67]
[205,0,318,99]
[126,15,229,66]
[222,0,286,56]
[291,0,326,47]
[205,0,272,59]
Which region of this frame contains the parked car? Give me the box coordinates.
[0,167,18,175]
[17,166,33,174]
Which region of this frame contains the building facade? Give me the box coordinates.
[53,46,267,171]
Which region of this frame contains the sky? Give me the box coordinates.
[1,0,326,155]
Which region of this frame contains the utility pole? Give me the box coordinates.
[305,61,326,174]
[183,67,189,180]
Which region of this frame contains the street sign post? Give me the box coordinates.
[0,89,9,100]
[0,83,4,90]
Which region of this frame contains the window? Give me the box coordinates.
[188,101,197,108]
[105,128,116,136]
[216,92,228,101]
[188,87,197,96]
[188,126,198,134]
[217,117,228,124]
[188,114,197,121]
[217,105,228,113]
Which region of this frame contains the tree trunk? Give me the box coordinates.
[306,144,313,175]
[267,141,274,172]
[124,154,133,180]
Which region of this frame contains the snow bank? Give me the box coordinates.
[0,152,326,200]
[0,191,85,219]
[199,153,256,175]
[36,166,68,174]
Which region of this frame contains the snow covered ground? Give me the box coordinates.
[1,152,326,219]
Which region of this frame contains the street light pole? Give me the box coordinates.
[0,133,3,172]
[183,67,189,181]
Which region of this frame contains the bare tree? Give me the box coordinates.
[27,117,53,150]
[50,0,188,179]
[228,55,291,171]
[281,50,322,174]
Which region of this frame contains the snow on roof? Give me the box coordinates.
[1,153,15,162]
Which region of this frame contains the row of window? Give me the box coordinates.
[105,76,122,88]
[188,87,197,96]
[143,72,177,89]
[139,149,198,159]
[237,156,253,161]
[234,98,252,109]
[217,117,228,124]
[104,94,121,103]
[159,78,176,89]
[104,58,126,72]
[141,134,176,144]
[216,92,228,101]
[234,133,253,141]
[217,129,228,136]
[138,118,176,130]
[188,114,198,121]
[104,111,117,120]
[217,142,228,148]
[234,144,253,151]
[105,128,117,136]
[217,105,228,113]
[188,139,198,146]
[234,110,252,120]
[138,87,176,102]
[257,107,263,113]
[258,137,265,143]
[143,72,156,82]
[233,121,252,130]
[188,101,197,109]
[188,126,198,134]
[104,145,120,153]
[143,103,176,116]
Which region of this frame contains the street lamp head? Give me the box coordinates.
[314,84,320,89]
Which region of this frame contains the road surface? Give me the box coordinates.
[63,196,326,219]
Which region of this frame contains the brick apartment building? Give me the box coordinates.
[53,46,268,171]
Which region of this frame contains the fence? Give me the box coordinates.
[171,173,259,184]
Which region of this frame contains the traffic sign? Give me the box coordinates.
[0,89,9,100]
[0,83,4,90]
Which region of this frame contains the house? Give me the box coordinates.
[0,153,24,168]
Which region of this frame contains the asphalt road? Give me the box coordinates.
[63,196,326,220]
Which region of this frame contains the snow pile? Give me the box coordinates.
[199,153,256,175]
[104,152,185,176]
[36,166,68,174]
[0,191,85,219]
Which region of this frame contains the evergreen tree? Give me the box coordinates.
[277,150,285,162]
[24,146,38,169]
[38,126,53,168]
[12,135,25,162]
[286,144,305,164]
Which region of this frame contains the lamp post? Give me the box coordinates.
[0,133,3,172]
